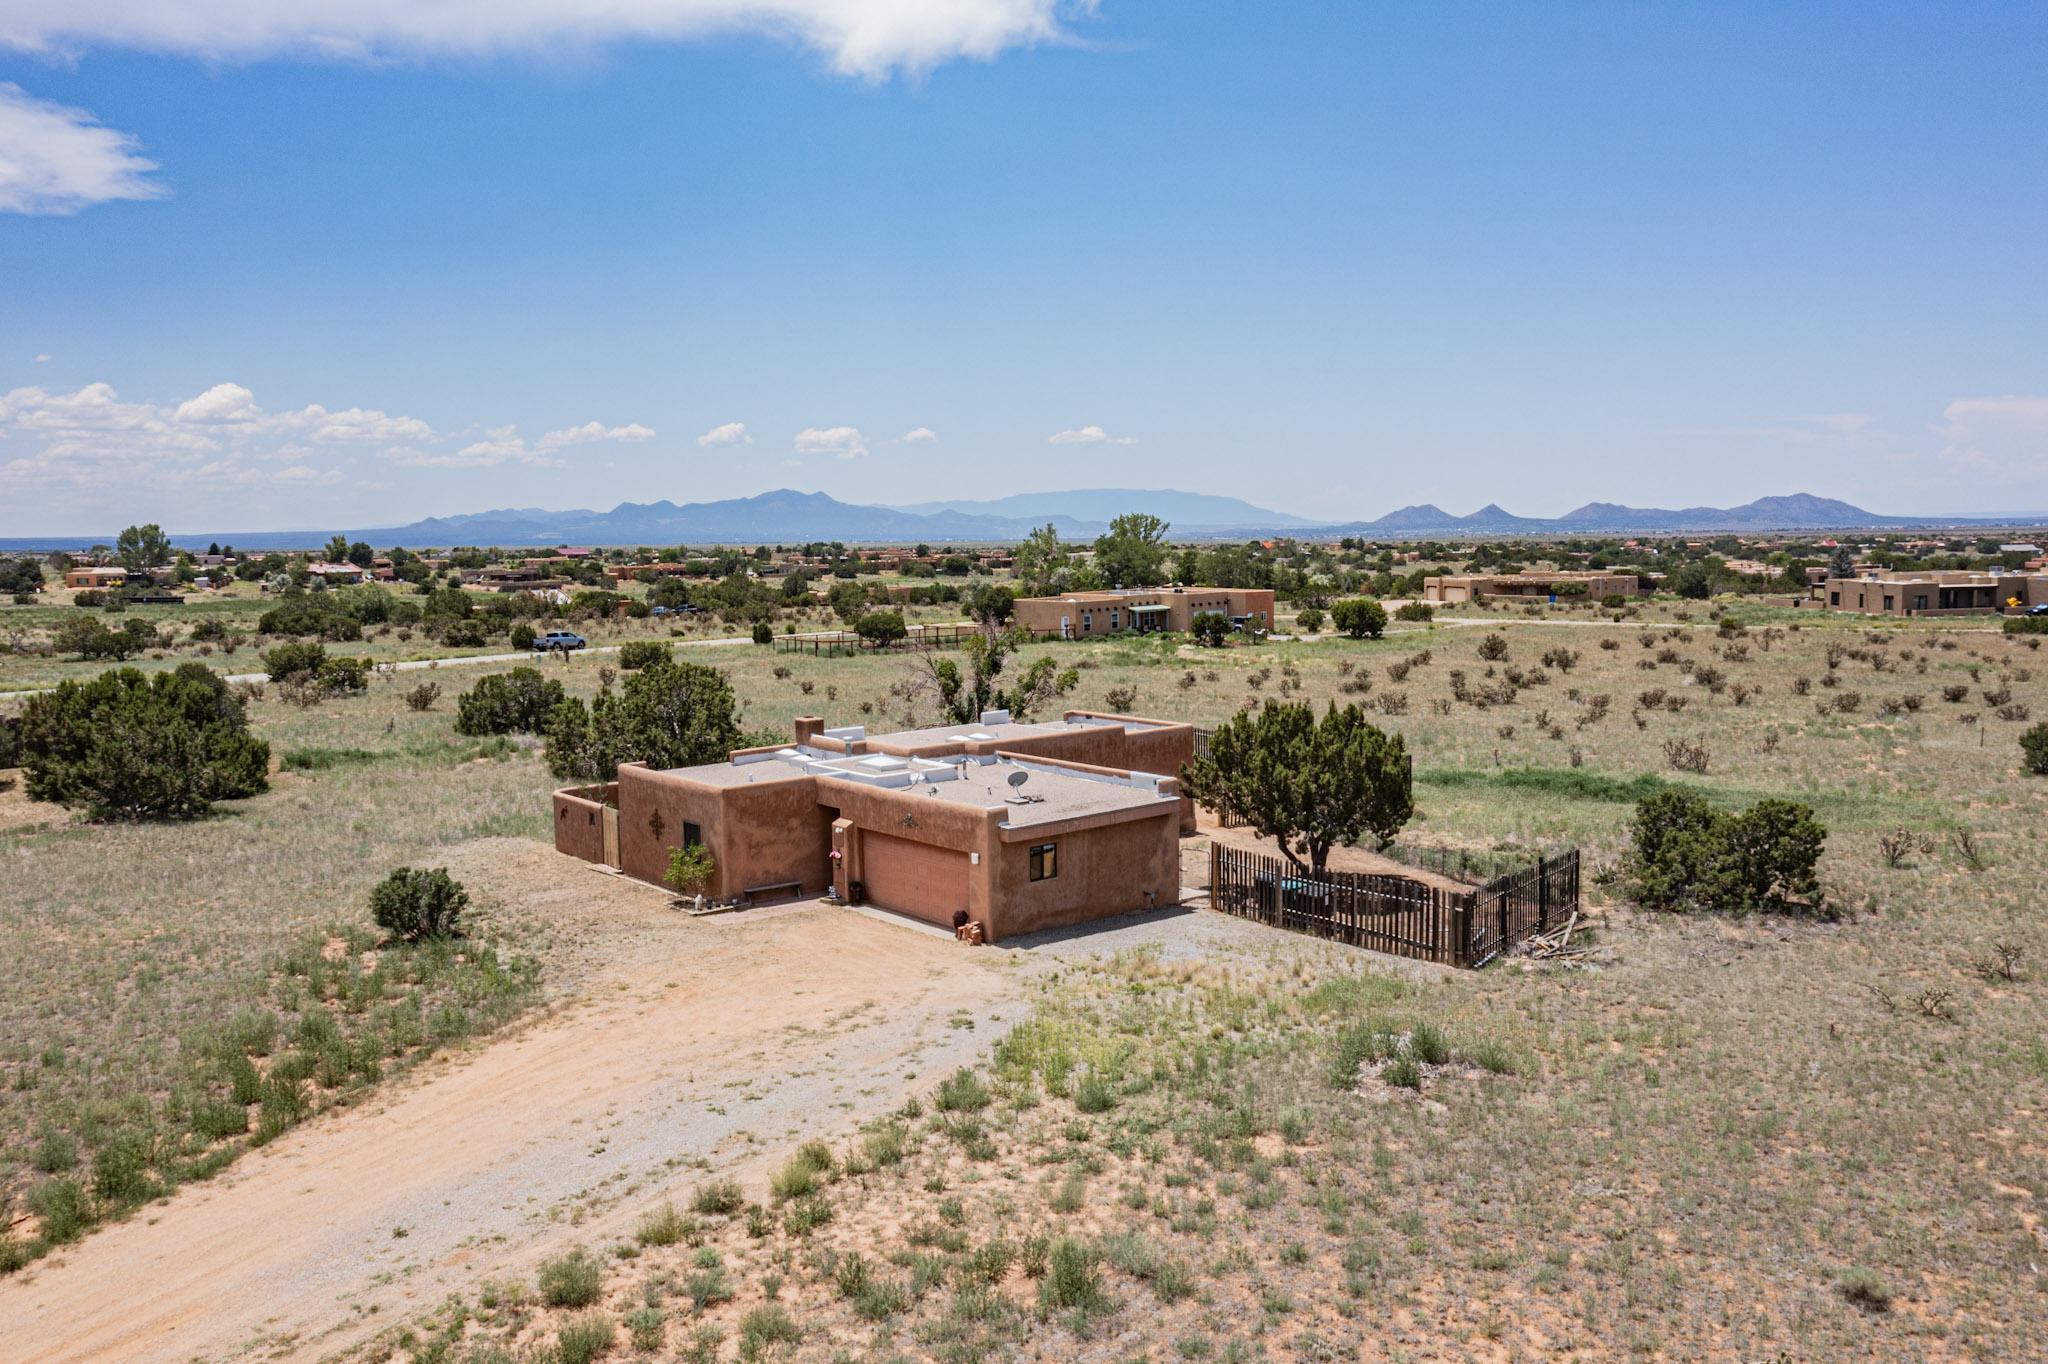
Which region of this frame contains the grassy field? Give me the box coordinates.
[5,602,2048,1356]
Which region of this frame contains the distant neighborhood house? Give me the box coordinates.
[1010,587,1276,638]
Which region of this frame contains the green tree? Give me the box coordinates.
[2021,721,2048,776]
[1827,544,1856,579]
[115,523,172,574]
[544,658,743,782]
[457,668,566,736]
[962,582,1015,631]
[854,610,908,648]
[1190,612,1231,647]
[827,580,871,625]
[1622,789,1825,912]
[1330,598,1388,639]
[1179,700,1412,874]
[920,631,1078,725]
[1669,563,1713,600]
[1092,513,1169,588]
[18,664,270,819]
[1011,524,1071,597]
[369,867,468,940]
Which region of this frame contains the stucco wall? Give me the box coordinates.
[987,808,1181,939]
[552,784,614,864]
[615,764,833,899]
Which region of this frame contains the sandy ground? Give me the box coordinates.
[1191,810,1472,894]
[0,843,1030,1364]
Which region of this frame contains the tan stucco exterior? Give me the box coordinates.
[1815,572,2048,617]
[1011,587,1275,638]
[554,711,1190,941]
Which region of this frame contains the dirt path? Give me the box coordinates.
[0,860,1025,1364]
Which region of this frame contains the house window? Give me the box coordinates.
[1029,843,1058,882]
[682,820,703,849]
[1882,596,1894,611]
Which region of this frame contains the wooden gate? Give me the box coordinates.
[601,804,621,869]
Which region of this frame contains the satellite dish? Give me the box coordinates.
[1007,771,1029,789]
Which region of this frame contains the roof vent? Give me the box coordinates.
[979,709,1011,726]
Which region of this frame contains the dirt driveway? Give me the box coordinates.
[0,843,1028,1364]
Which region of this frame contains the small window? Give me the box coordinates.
[682,820,703,849]
[1029,842,1058,881]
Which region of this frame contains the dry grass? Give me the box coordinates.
[8,603,2048,1357]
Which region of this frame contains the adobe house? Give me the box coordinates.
[63,566,128,589]
[1010,587,1275,638]
[1814,570,2048,617]
[554,710,1195,941]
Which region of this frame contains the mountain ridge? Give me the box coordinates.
[1,489,2035,553]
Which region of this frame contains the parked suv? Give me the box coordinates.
[533,630,586,652]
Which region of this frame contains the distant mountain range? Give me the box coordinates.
[2,489,2037,553]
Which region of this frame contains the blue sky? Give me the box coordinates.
[2,1,2045,534]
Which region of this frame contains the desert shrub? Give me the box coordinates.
[18,664,270,818]
[258,598,363,640]
[2020,721,2048,776]
[538,1246,605,1307]
[935,1067,991,1112]
[1836,1267,1894,1311]
[55,616,161,662]
[1190,612,1231,647]
[1394,601,1433,622]
[439,619,491,649]
[1331,598,1388,639]
[1039,1238,1110,1314]
[509,622,536,651]
[2002,615,2048,635]
[368,867,469,941]
[28,1177,94,1244]
[691,1179,745,1216]
[555,1314,616,1364]
[1623,789,1825,914]
[1293,606,1324,634]
[404,681,441,711]
[1476,632,1509,660]
[737,1305,801,1355]
[1104,684,1138,712]
[455,667,565,736]
[664,843,716,897]
[618,640,672,670]
[263,641,368,696]
[635,1202,695,1247]
[752,621,774,645]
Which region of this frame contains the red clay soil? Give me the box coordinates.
[1193,808,1471,895]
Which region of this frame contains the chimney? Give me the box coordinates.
[793,716,825,747]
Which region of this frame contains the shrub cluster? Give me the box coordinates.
[2021,721,2048,776]
[455,667,566,736]
[368,867,469,941]
[1331,598,1388,639]
[18,664,270,818]
[261,642,370,699]
[1622,789,1825,913]
[2002,615,2048,635]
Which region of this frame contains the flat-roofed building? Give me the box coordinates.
[553,710,1195,941]
[1816,570,2048,617]
[1010,587,1275,638]
[63,567,129,589]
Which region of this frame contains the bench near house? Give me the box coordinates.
[554,711,1196,941]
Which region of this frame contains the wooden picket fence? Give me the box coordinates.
[1207,843,1579,968]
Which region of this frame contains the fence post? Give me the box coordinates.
[1536,853,1549,932]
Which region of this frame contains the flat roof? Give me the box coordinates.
[858,759,1175,827]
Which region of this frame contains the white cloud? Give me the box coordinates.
[794,425,869,459]
[536,419,656,453]
[34,353,50,363]
[1935,395,2048,478]
[902,426,937,443]
[0,83,165,214]
[696,421,752,448]
[1680,412,1884,450]
[1048,424,1135,446]
[0,1,1082,81]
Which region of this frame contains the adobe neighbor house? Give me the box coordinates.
[554,710,1197,942]
[1814,570,2048,617]
[1422,570,1644,604]
[1010,587,1275,638]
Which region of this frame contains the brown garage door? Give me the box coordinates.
[860,831,970,927]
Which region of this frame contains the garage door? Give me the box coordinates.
[860,831,970,927]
